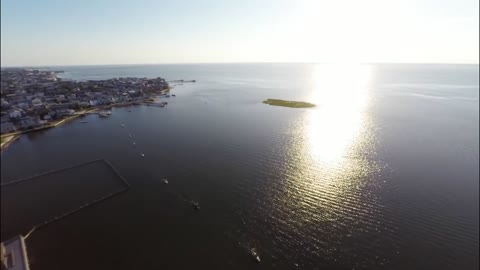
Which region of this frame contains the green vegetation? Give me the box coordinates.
[262,99,316,108]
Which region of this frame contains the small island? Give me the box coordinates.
[262,99,316,108]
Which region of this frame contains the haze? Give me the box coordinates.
[1,0,479,66]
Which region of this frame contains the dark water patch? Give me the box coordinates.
[1,160,129,240]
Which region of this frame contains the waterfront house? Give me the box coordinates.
[1,121,16,133]
[17,116,43,130]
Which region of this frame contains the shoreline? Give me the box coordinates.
[0,135,20,152]
[0,97,167,151]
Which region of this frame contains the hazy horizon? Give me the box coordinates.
[2,61,480,69]
[1,0,479,66]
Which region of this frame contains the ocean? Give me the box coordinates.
[1,63,478,269]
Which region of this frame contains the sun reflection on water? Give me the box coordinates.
[259,64,388,266]
[307,63,373,165]
[277,63,376,212]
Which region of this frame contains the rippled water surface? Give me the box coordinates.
[1,64,478,270]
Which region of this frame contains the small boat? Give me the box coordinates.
[192,201,200,210]
[172,94,176,97]
[162,179,169,184]
[81,121,88,123]
[141,153,145,157]
[133,142,136,145]
[251,249,261,263]
[99,110,112,117]
[121,124,125,127]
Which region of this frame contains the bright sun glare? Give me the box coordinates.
[307,64,373,165]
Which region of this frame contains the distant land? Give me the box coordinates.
[262,99,316,108]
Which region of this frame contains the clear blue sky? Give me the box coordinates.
[1,0,478,66]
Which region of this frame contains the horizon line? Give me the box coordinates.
[1,61,479,68]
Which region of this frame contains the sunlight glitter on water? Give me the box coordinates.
[306,63,373,166]
[279,64,379,221]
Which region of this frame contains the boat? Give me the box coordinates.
[251,249,261,263]
[162,179,169,184]
[172,94,176,97]
[192,201,200,210]
[99,110,111,117]
[141,153,145,157]
[121,123,125,127]
[81,121,88,123]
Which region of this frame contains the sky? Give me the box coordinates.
[1,0,479,66]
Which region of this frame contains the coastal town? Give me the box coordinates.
[0,68,173,148]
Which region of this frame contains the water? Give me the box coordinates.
[1,63,478,270]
